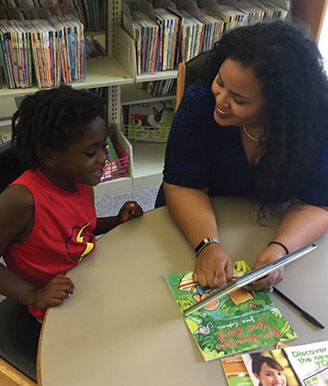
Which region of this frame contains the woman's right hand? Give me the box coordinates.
[193,243,233,288]
[29,273,75,310]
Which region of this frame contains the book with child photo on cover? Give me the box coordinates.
[241,340,328,386]
[165,261,297,361]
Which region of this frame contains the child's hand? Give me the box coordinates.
[30,273,75,310]
[117,201,143,224]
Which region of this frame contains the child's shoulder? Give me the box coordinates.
[0,184,34,245]
[0,183,34,214]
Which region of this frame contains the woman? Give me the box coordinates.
[155,21,328,290]
[252,356,287,386]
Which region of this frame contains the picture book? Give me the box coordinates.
[165,261,297,361]
[127,100,175,142]
[242,340,328,386]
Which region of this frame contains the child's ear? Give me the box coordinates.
[36,146,57,167]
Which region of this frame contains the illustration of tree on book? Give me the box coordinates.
[165,261,297,361]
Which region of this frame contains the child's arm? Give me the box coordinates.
[0,185,74,309]
[93,201,143,236]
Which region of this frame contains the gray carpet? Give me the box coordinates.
[95,185,159,217]
[0,185,160,303]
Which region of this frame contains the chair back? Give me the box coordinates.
[0,142,25,193]
[0,297,40,384]
[176,51,212,110]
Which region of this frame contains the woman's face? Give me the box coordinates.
[254,362,287,386]
[211,58,265,128]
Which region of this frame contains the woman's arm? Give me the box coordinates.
[164,181,233,287]
[250,199,328,290]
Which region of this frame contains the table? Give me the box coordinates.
[37,197,328,385]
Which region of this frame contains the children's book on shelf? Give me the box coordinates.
[126,99,175,142]
[165,261,297,361]
[0,11,85,89]
[241,340,328,386]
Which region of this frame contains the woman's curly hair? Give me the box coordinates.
[203,20,328,207]
[12,85,105,169]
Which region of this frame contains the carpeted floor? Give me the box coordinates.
[95,185,160,217]
[0,185,160,303]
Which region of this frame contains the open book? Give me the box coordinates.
[165,261,297,361]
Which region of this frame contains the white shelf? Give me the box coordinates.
[132,142,166,189]
[135,70,178,83]
[121,84,175,106]
[94,176,132,197]
[95,141,166,195]
[0,56,134,99]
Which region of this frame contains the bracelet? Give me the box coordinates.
[267,241,289,255]
[195,238,221,257]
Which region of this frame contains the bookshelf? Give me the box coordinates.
[0,0,326,198]
[0,56,134,99]
[121,84,175,106]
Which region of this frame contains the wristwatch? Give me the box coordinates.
[194,237,221,257]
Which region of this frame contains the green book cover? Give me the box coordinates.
[106,136,118,160]
[165,261,297,361]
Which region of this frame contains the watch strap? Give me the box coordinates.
[194,237,220,257]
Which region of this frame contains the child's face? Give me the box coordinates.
[255,362,287,386]
[49,117,108,190]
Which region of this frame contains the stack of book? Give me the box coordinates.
[143,78,176,97]
[153,8,180,71]
[132,11,160,74]
[178,9,224,63]
[0,14,85,89]
[74,0,105,32]
[123,0,289,74]
[0,0,105,33]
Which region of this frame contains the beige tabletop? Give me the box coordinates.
[38,197,328,386]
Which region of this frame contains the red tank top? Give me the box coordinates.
[3,169,97,320]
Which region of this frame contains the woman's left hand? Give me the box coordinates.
[249,259,285,291]
[248,244,286,290]
[118,201,143,224]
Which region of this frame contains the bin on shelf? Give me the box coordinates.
[100,143,128,182]
[123,124,170,143]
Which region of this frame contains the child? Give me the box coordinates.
[0,86,143,321]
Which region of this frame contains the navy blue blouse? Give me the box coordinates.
[155,80,328,207]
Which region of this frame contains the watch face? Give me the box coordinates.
[195,238,220,256]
